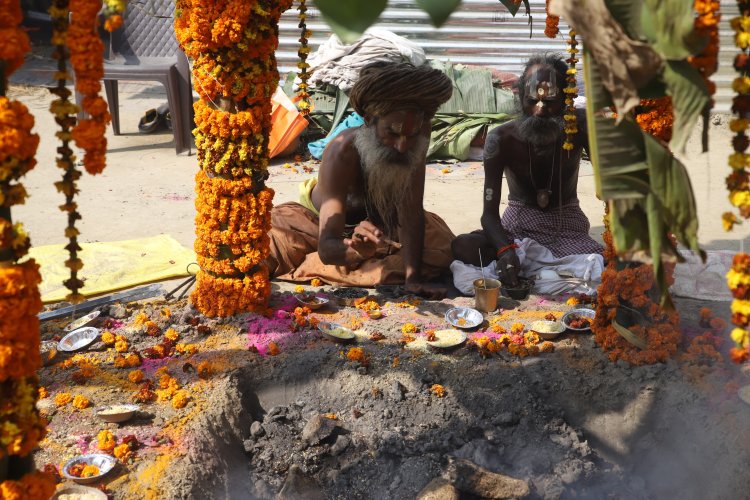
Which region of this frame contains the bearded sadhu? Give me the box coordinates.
[452,53,604,287]
[266,61,455,298]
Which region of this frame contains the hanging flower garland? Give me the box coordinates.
[728,253,750,363]
[0,1,55,497]
[689,0,720,103]
[102,0,126,31]
[635,97,674,143]
[176,0,293,317]
[544,0,559,38]
[726,4,750,229]
[296,0,311,116]
[562,29,578,151]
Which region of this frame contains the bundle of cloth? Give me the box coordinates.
[307,28,426,91]
[451,238,604,296]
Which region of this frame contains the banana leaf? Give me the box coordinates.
[416,0,462,27]
[498,0,530,17]
[584,48,704,308]
[313,0,387,44]
[428,113,512,161]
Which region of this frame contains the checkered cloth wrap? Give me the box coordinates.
[501,200,604,258]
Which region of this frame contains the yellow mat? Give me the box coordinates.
[28,234,196,303]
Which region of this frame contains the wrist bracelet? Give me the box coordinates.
[496,243,518,257]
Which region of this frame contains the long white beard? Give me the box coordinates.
[354,125,427,236]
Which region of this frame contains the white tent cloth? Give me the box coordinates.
[451,238,604,296]
[307,28,427,91]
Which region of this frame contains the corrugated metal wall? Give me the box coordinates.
[278,0,737,113]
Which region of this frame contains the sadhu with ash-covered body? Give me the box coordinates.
[266,61,455,298]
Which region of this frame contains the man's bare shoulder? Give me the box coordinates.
[321,128,361,173]
[484,119,520,159]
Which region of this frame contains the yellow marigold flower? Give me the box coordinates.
[563,113,576,121]
[736,31,750,50]
[731,299,750,317]
[133,312,149,327]
[562,142,575,151]
[563,86,577,94]
[39,386,48,399]
[172,390,189,409]
[176,343,198,356]
[97,430,116,452]
[729,190,750,207]
[441,167,452,174]
[564,126,578,134]
[730,118,750,133]
[72,395,90,410]
[475,336,490,349]
[728,152,750,170]
[730,15,750,32]
[128,370,144,383]
[731,327,750,347]
[54,393,73,406]
[524,331,541,345]
[566,296,581,306]
[81,465,100,478]
[113,355,128,368]
[723,212,742,232]
[401,323,418,334]
[310,278,322,287]
[114,339,128,353]
[540,341,555,353]
[125,353,141,367]
[294,285,305,293]
[101,331,116,345]
[160,307,171,318]
[430,384,446,398]
[510,322,525,333]
[164,328,179,342]
[113,443,132,461]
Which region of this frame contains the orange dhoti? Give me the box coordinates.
[266,202,455,286]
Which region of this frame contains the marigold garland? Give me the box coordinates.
[544,0,559,38]
[728,253,750,363]
[727,3,750,229]
[176,0,292,316]
[296,0,311,115]
[635,97,674,143]
[563,29,578,152]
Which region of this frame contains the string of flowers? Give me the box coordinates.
[725,3,750,230]
[102,0,126,31]
[0,1,55,497]
[176,0,293,317]
[688,0,720,106]
[296,0,311,116]
[58,0,111,302]
[544,0,559,38]
[562,29,578,152]
[728,254,750,363]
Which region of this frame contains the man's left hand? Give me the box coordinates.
[404,282,448,300]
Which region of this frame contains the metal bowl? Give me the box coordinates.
[61,454,116,484]
[501,278,534,301]
[51,484,108,500]
[330,287,368,306]
[40,340,58,366]
[96,403,140,423]
[561,308,596,332]
[293,292,330,310]
[64,310,101,332]
[529,320,566,340]
[427,329,467,349]
[58,327,99,352]
[317,321,356,342]
[444,307,483,330]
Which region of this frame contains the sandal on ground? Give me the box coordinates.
[138,108,163,134]
[164,111,172,131]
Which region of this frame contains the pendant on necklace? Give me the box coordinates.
[536,189,551,209]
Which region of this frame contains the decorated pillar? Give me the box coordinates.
[175,0,293,317]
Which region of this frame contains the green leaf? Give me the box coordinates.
[663,60,709,153]
[416,0,461,27]
[604,0,644,39]
[313,0,387,44]
[498,0,528,16]
[641,0,705,59]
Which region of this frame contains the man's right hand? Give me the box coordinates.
[343,220,383,259]
[496,251,521,287]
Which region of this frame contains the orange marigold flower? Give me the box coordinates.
[72,395,89,410]
[101,331,116,345]
[97,429,116,453]
[113,443,132,461]
[401,323,418,334]
[430,384,446,397]
[39,386,48,399]
[197,360,211,379]
[128,370,144,383]
[566,296,580,306]
[164,328,179,342]
[310,278,322,287]
[172,390,189,409]
[730,346,750,363]
[54,392,73,406]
